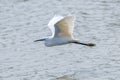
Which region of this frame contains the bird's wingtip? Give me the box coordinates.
[48,15,64,27]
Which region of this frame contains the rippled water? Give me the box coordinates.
[0,0,120,80]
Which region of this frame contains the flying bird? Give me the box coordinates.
[34,15,95,47]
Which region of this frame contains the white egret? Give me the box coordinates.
[34,15,95,47]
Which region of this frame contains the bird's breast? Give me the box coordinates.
[45,37,71,47]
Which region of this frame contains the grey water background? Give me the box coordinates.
[0,0,120,80]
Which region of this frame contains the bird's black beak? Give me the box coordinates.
[34,38,46,42]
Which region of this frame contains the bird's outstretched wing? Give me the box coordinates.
[48,15,64,38]
[54,16,75,39]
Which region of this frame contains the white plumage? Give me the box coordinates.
[48,15,75,39]
[48,15,64,38]
[34,15,95,47]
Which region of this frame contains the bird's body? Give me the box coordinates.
[34,15,95,47]
[44,37,72,47]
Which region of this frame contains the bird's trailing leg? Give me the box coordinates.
[34,38,46,42]
[71,40,95,47]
